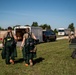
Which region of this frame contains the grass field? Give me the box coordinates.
[0,39,76,75]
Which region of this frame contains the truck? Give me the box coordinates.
[58,28,65,36]
[58,28,71,36]
[14,26,43,42]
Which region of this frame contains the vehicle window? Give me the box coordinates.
[43,31,55,35]
[58,30,64,32]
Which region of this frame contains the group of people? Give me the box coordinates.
[1,26,37,66]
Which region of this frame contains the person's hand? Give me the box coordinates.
[2,43,4,47]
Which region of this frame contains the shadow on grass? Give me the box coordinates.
[15,58,24,64]
[33,57,44,65]
[15,57,45,65]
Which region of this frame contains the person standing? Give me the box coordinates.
[68,33,75,43]
[20,28,37,66]
[2,26,17,65]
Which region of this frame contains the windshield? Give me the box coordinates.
[43,31,55,35]
[58,30,64,32]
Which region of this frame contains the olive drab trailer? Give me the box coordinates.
[14,26,43,42]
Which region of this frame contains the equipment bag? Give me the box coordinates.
[25,33,35,47]
[24,33,35,53]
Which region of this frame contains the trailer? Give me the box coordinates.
[14,26,43,42]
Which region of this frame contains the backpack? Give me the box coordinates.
[25,33,34,51]
[4,32,15,47]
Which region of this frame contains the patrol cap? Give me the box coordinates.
[8,26,12,30]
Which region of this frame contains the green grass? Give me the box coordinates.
[0,39,76,75]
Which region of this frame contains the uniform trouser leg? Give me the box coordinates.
[10,47,15,60]
[22,46,33,64]
[25,54,29,64]
[29,52,33,60]
[14,45,17,57]
[25,53,33,64]
[22,47,29,64]
[22,47,27,62]
[5,47,10,64]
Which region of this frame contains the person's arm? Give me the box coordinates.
[69,35,75,43]
[32,33,39,44]
[2,36,4,46]
[20,34,26,50]
[13,35,17,42]
[2,33,6,46]
[32,33,37,40]
[68,35,71,42]
[12,32,17,41]
[21,37,25,47]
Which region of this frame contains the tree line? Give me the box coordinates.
[0,22,75,33]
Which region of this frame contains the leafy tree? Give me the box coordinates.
[47,25,51,30]
[39,25,44,29]
[0,26,5,30]
[54,28,58,33]
[39,24,51,30]
[68,23,75,31]
[15,25,21,27]
[43,24,48,29]
[31,22,38,27]
[0,26,2,30]
[12,26,15,30]
[24,25,30,26]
